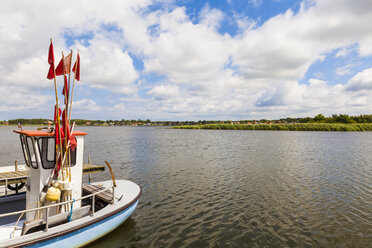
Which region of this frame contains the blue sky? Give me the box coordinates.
[0,0,371,121]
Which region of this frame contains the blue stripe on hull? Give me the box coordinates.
[28,200,139,247]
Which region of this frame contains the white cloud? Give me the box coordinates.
[72,99,102,113]
[335,64,355,76]
[78,37,139,89]
[1,0,372,120]
[313,72,324,79]
[0,86,51,112]
[199,4,224,30]
[249,0,262,8]
[346,68,372,91]
[147,84,180,100]
[335,47,351,57]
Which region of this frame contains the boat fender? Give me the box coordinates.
[52,180,60,188]
[39,191,46,203]
[7,182,25,191]
[59,180,69,191]
[46,187,61,202]
[63,188,72,196]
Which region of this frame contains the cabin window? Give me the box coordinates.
[38,137,55,169]
[38,137,76,169]
[20,135,30,167]
[25,136,38,169]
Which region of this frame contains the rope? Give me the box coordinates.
[67,199,75,222]
[11,201,39,238]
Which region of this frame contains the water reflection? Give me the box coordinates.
[1,127,371,247]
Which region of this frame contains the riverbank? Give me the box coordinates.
[173,123,372,131]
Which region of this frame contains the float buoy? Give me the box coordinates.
[45,187,61,202]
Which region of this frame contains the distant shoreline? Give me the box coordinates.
[173,123,372,131]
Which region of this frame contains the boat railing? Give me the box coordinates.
[0,185,115,234]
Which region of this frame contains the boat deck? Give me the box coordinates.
[0,164,105,186]
[83,184,113,203]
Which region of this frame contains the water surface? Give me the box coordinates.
[1,126,371,247]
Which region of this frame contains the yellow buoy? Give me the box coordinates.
[45,187,61,202]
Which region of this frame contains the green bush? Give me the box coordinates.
[173,123,372,132]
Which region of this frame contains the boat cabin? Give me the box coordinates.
[13,130,86,220]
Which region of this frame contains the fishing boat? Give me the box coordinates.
[0,40,141,247]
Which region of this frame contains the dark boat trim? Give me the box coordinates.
[8,187,142,248]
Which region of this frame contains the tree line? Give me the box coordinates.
[279,114,372,124]
[1,114,371,126]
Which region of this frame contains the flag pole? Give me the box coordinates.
[67,50,77,182]
[61,51,68,181]
[68,50,78,122]
[65,50,72,182]
[66,50,72,121]
[51,38,63,175]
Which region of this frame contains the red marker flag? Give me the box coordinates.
[62,75,69,104]
[47,65,55,79]
[47,41,55,79]
[55,52,72,76]
[55,122,64,145]
[53,105,64,145]
[72,53,80,81]
[48,42,54,65]
[54,105,62,122]
[61,109,77,151]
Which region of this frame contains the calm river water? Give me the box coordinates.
[1,126,371,247]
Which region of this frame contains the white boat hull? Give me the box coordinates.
[0,180,141,248]
[30,200,138,247]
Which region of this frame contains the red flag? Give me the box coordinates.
[48,41,54,65]
[54,105,62,122]
[54,105,64,145]
[55,52,72,76]
[55,122,64,145]
[62,109,67,130]
[69,135,77,151]
[62,75,69,104]
[61,109,76,151]
[72,53,80,81]
[47,41,55,79]
[47,64,55,79]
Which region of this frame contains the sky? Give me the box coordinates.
[0,0,371,121]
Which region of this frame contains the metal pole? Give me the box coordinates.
[111,186,115,204]
[45,208,50,232]
[92,195,95,216]
[15,160,19,195]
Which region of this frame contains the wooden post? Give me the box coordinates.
[15,160,19,194]
[88,154,91,184]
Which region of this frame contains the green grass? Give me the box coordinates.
[173,123,372,131]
